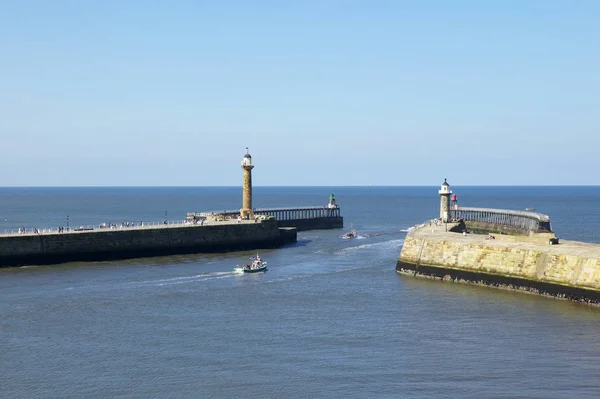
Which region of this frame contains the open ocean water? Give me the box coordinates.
[1,186,600,399]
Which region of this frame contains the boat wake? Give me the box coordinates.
[113,272,238,288]
[44,271,237,297]
[335,238,405,255]
[153,272,235,286]
[359,229,412,237]
[264,262,377,284]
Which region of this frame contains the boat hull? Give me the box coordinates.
[342,230,357,239]
[234,266,267,273]
[243,266,267,273]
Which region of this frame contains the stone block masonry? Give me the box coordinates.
[0,219,296,267]
[397,222,600,304]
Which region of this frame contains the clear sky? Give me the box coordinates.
[1,0,599,186]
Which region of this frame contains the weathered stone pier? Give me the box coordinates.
[396,180,600,304]
[0,149,344,267]
[0,218,297,267]
[0,150,302,267]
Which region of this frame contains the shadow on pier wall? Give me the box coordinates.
[396,260,600,305]
[0,222,297,268]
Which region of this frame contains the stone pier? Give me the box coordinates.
[396,221,600,304]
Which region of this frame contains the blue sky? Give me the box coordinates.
[1,1,599,186]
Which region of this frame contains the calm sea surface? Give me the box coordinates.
[1,186,600,398]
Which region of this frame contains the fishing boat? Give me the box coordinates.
[233,254,268,273]
[525,207,536,211]
[342,224,357,239]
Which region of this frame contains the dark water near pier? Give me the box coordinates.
[2,186,600,398]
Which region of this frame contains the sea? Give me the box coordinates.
[1,186,600,399]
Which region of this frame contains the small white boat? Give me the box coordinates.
[342,224,357,239]
[234,254,268,273]
[525,207,536,211]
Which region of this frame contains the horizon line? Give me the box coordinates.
[1,184,600,188]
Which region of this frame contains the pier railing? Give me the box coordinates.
[187,206,342,221]
[3,205,343,238]
[452,207,552,233]
[1,218,255,237]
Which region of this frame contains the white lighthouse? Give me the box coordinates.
[438,178,452,222]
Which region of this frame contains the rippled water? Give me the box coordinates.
[2,186,600,398]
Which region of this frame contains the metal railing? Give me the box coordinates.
[1,217,259,237]
[187,205,342,221]
[452,207,552,232]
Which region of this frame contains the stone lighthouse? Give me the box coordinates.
[438,178,452,222]
[240,148,254,219]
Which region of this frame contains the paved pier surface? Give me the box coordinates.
[411,222,600,259]
[1,218,263,238]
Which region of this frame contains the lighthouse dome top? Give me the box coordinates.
[439,178,452,194]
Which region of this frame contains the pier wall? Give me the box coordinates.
[276,217,343,231]
[397,232,600,303]
[0,219,296,267]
